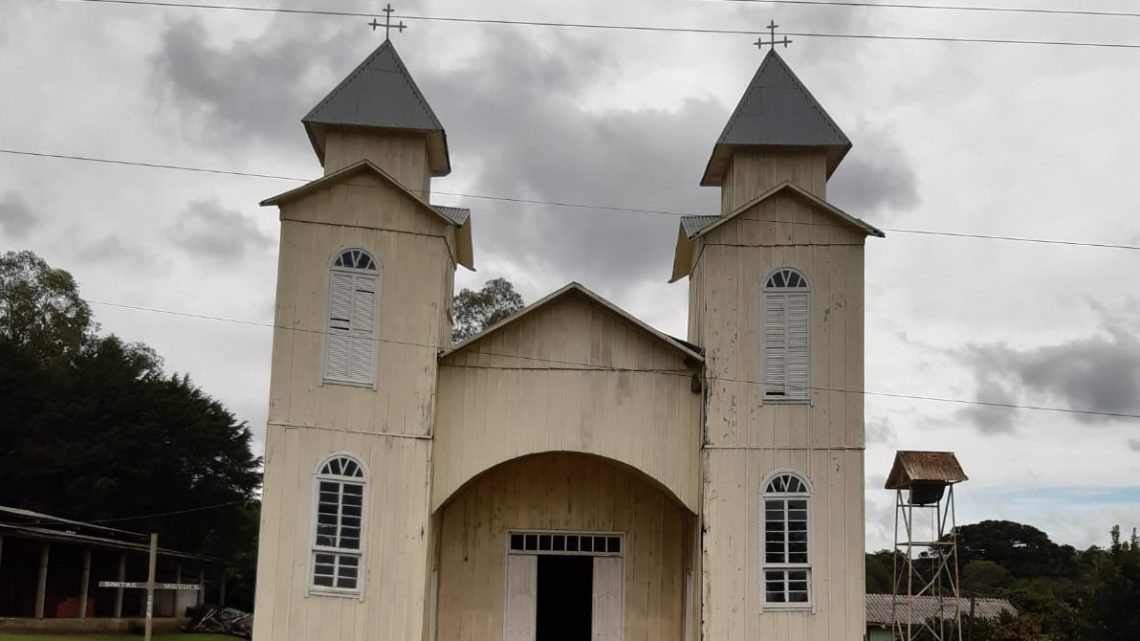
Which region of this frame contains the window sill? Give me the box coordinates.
[308,587,362,599]
[762,603,814,613]
[321,378,376,390]
[762,397,812,406]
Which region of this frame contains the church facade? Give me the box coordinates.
[253,39,881,641]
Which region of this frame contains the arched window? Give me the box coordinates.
[762,268,810,401]
[311,454,366,593]
[762,471,812,607]
[325,249,379,386]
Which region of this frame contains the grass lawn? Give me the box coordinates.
[0,629,235,634]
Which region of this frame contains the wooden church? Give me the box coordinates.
[253,34,881,641]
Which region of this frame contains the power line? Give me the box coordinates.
[90,500,248,523]
[88,297,1140,421]
[43,0,1140,51]
[5,147,1139,253]
[688,0,1140,20]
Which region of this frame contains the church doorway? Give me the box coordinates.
[504,532,623,641]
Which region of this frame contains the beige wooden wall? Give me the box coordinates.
[252,426,433,641]
[268,173,456,437]
[720,150,829,214]
[689,191,866,450]
[701,449,865,641]
[434,453,696,641]
[432,292,703,512]
[322,130,432,197]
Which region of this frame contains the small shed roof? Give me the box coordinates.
[702,50,851,186]
[865,594,1016,626]
[260,160,474,270]
[884,451,968,490]
[303,40,450,176]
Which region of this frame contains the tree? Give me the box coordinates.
[0,251,262,606]
[0,250,93,362]
[452,277,524,343]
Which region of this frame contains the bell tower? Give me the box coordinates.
[674,45,882,641]
[253,32,472,641]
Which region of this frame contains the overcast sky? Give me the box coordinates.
[3,0,1139,551]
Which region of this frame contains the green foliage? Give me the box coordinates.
[0,251,261,608]
[867,521,1140,641]
[451,277,524,343]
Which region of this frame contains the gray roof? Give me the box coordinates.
[303,41,450,175]
[431,205,470,226]
[866,594,1017,627]
[681,215,720,238]
[702,50,851,185]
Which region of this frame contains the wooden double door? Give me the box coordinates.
[503,532,623,641]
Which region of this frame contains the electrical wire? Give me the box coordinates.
[90,500,249,523]
[5,148,1139,252]
[41,0,1140,51]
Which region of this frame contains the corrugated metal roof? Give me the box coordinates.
[303,41,450,175]
[885,451,969,490]
[681,215,720,238]
[431,205,470,226]
[866,594,1016,626]
[702,50,851,185]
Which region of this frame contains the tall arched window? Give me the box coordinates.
[762,471,812,607]
[762,268,810,401]
[312,454,366,594]
[325,249,379,386]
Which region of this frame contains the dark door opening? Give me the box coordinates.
[536,555,593,641]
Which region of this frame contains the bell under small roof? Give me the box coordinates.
[303,40,451,176]
[702,49,851,186]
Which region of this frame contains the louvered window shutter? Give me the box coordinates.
[326,272,354,380]
[785,292,810,399]
[763,293,788,396]
[325,269,378,385]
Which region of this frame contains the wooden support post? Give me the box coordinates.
[35,541,50,619]
[113,551,126,618]
[0,534,4,573]
[145,533,157,641]
[197,566,205,606]
[219,569,227,607]
[79,548,92,619]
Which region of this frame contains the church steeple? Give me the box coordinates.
[303,40,450,190]
[702,49,850,210]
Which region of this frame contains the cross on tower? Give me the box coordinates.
[754,19,792,50]
[369,3,407,41]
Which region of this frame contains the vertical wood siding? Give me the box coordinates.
[322,129,432,197]
[253,426,434,641]
[720,150,830,214]
[268,173,455,437]
[435,454,696,641]
[691,189,867,641]
[432,293,703,512]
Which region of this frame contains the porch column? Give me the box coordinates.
[0,534,4,573]
[79,548,92,619]
[35,541,50,619]
[219,569,227,607]
[197,566,205,606]
[113,551,126,617]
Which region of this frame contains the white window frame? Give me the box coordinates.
[309,453,368,599]
[761,267,811,404]
[760,469,814,611]
[323,248,381,388]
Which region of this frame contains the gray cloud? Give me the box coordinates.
[1128,438,1140,452]
[828,126,920,217]
[74,236,155,267]
[0,192,36,240]
[961,323,1140,430]
[957,372,1018,434]
[866,416,897,445]
[168,199,272,262]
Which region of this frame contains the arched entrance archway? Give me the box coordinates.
[432,453,698,641]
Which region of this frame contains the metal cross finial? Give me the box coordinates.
[369,3,407,41]
[754,19,792,51]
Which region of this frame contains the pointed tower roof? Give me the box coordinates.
[701,50,850,186]
[303,40,451,176]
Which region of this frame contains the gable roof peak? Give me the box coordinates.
[702,49,851,185]
[303,40,451,175]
